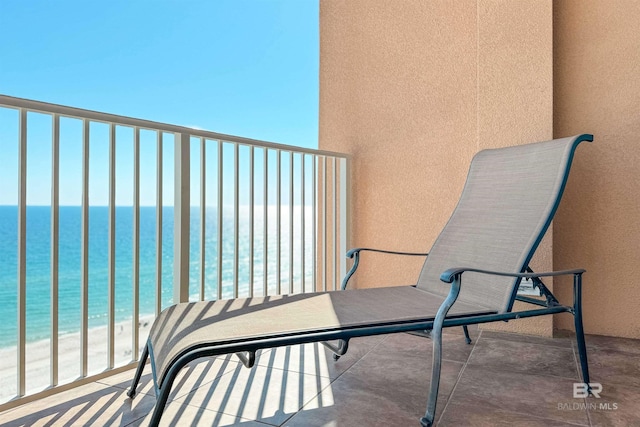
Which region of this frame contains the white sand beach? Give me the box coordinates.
[0,315,154,403]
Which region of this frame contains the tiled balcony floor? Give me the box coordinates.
[2,327,639,426]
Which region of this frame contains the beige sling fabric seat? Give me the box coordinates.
[150,286,494,388]
[128,134,594,427]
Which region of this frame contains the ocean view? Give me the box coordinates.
[0,205,312,350]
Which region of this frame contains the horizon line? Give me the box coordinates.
[0,204,312,208]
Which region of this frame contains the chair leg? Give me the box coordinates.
[149,384,172,427]
[575,314,591,386]
[421,279,461,427]
[322,339,350,361]
[127,342,149,398]
[462,325,472,345]
[420,323,445,427]
[573,273,590,386]
[148,356,187,427]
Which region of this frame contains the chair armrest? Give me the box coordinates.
[346,247,429,258]
[341,247,428,290]
[440,267,586,283]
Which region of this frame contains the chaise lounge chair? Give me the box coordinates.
[128,134,593,426]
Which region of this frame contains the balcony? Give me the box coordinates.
[2,327,639,426]
[1,96,640,426]
[0,95,347,413]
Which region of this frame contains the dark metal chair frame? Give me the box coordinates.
[128,135,593,427]
[339,247,590,426]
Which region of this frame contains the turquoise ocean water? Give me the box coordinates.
[0,205,310,349]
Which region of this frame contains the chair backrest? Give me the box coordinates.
[416,134,592,313]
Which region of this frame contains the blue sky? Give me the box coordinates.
[0,0,319,206]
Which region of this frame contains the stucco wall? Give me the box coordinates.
[320,0,477,289]
[320,0,556,336]
[553,1,640,339]
[320,0,640,339]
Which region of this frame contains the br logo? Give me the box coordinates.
[573,382,602,398]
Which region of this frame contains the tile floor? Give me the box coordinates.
[1,327,639,426]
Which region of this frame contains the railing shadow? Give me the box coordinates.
[1,341,345,426]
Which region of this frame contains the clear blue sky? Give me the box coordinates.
[0,0,319,206]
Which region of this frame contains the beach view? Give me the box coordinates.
[0,204,314,400]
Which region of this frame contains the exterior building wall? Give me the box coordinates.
[320,0,556,336]
[553,1,640,338]
[321,0,640,339]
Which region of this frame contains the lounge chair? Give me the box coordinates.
[128,134,593,426]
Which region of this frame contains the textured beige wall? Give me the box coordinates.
[475,0,554,336]
[553,1,640,339]
[320,0,556,336]
[320,0,640,339]
[320,0,478,290]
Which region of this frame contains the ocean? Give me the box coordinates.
[0,205,312,349]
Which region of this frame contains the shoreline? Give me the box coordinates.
[0,313,156,352]
[0,314,154,403]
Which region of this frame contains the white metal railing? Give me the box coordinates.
[0,94,350,410]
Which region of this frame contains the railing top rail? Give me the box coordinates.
[0,94,350,159]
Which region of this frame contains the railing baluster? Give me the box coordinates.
[301,154,306,293]
[339,157,348,285]
[312,155,317,292]
[107,124,116,368]
[17,109,27,396]
[332,157,337,291]
[50,114,60,386]
[81,119,90,377]
[132,127,140,358]
[233,143,240,299]
[216,140,223,300]
[200,138,206,301]
[263,148,268,297]
[289,151,294,294]
[322,156,327,292]
[173,133,190,303]
[249,146,254,298]
[155,132,163,316]
[276,149,281,294]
